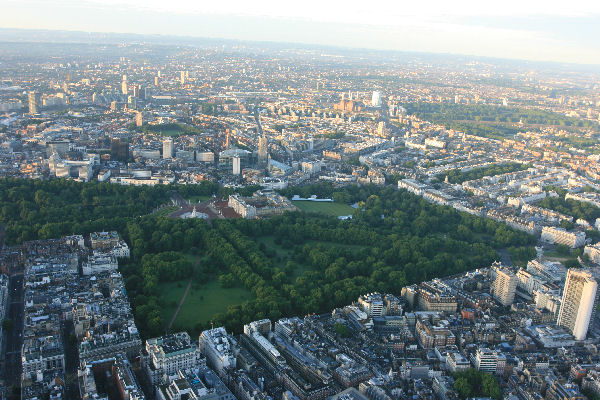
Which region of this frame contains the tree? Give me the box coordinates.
[334,323,351,338]
[454,377,471,399]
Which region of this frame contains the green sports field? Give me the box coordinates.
[292,200,354,217]
[160,279,252,333]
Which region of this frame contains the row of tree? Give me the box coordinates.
[405,102,599,130]
[433,162,529,184]
[118,184,536,338]
[536,195,600,224]
[0,179,223,244]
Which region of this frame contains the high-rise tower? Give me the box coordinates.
[28,91,38,115]
[121,75,128,95]
[557,269,598,340]
[492,267,518,306]
[258,136,268,167]
[163,138,174,159]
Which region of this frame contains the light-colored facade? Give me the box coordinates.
[258,136,268,166]
[199,327,237,378]
[492,268,518,306]
[163,138,174,159]
[143,332,204,385]
[557,269,598,340]
[471,348,498,374]
[584,243,600,264]
[541,226,586,248]
[28,91,38,114]
[516,269,546,295]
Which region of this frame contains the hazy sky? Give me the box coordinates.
[3,0,600,64]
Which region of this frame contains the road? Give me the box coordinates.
[2,273,24,398]
[498,248,513,266]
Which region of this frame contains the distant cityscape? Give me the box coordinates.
[1,31,600,400]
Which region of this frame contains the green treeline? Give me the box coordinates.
[535,195,600,223]
[121,184,535,337]
[434,162,530,184]
[0,179,537,339]
[453,368,501,400]
[0,179,218,244]
[405,102,598,130]
[404,102,598,139]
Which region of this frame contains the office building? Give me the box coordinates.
[357,293,402,317]
[258,135,268,166]
[28,91,38,115]
[199,327,237,378]
[471,348,498,374]
[546,380,586,400]
[492,267,518,306]
[163,138,174,159]
[446,352,470,373]
[557,269,598,340]
[376,121,386,137]
[122,75,128,95]
[136,111,143,127]
[142,332,204,385]
[233,156,241,175]
[541,226,586,248]
[371,91,382,107]
[584,243,600,264]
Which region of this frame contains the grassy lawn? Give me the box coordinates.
[154,205,179,217]
[292,201,355,216]
[158,280,188,324]
[541,251,571,262]
[159,129,182,137]
[187,195,211,203]
[171,280,252,331]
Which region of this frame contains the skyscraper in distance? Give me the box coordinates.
[371,91,382,107]
[377,121,386,137]
[233,156,241,175]
[28,91,38,115]
[163,138,174,159]
[258,135,268,167]
[121,75,128,95]
[557,269,598,340]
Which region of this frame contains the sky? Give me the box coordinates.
[3,0,600,65]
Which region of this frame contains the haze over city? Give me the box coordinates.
[3,0,600,64]
[2,2,600,400]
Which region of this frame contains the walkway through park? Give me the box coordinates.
[166,255,200,332]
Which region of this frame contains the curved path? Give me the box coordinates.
[166,255,200,332]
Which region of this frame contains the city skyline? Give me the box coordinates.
[2,0,600,65]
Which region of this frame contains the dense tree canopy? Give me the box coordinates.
[0,178,536,339]
[433,162,530,184]
[453,369,501,400]
[119,183,535,338]
[0,179,219,244]
[536,195,600,223]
